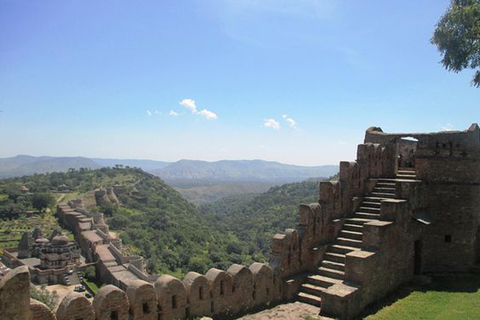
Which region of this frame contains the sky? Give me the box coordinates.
[0,0,479,166]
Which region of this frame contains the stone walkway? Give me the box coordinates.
[237,302,321,320]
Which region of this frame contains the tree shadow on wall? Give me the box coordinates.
[358,272,480,319]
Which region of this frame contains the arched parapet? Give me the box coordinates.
[56,292,95,320]
[205,268,234,316]
[226,264,254,315]
[93,285,129,320]
[183,272,211,317]
[249,263,275,307]
[126,280,157,320]
[0,266,31,320]
[30,299,55,320]
[154,274,187,320]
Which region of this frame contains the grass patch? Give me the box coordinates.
[83,279,100,295]
[365,273,480,320]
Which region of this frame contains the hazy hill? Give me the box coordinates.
[153,159,338,182]
[0,155,100,178]
[0,156,170,178]
[92,158,170,171]
[168,180,278,205]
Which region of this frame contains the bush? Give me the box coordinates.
[83,266,96,282]
[30,285,58,310]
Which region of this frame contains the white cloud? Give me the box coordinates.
[154,110,161,115]
[179,99,198,114]
[286,118,297,128]
[146,110,152,116]
[338,140,348,145]
[282,114,298,129]
[263,118,280,130]
[199,109,218,120]
[179,98,218,120]
[169,110,179,117]
[442,123,455,131]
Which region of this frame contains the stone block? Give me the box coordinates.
[362,221,393,250]
[345,250,378,284]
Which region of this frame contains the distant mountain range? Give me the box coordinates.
[0,155,338,181]
[0,155,101,179]
[0,155,169,179]
[152,159,338,182]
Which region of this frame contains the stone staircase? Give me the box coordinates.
[297,168,416,308]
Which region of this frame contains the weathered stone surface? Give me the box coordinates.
[126,280,157,320]
[154,275,187,320]
[93,285,129,320]
[56,292,95,320]
[0,266,31,320]
[30,299,55,320]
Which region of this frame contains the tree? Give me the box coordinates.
[83,266,96,282]
[30,285,58,310]
[32,193,55,212]
[431,0,480,87]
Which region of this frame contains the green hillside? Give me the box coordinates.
[200,179,320,261]
[0,168,237,276]
[0,168,325,277]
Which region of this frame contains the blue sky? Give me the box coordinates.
[0,0,478,165]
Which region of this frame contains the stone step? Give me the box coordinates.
[337,237,362,248]
[362,201,381,207]
[322,260,345,271]
[318,267,345,280]
[373,187,396,193]
[342,223,364,232]
[364,196,389,202]
[378,178,420,182]
[297,292,322,307]
[398,170,416,174]
[345,217,377,225]
[376,182,396,187]
[329,244,360,254]
[396,174,417,179]
[339,230,362,241]
[358,206,380,213]
[301,283,328,296]
[307,274,342,287]
[323,252,346,263]
[370,192,396,198]
[355,212,380,220]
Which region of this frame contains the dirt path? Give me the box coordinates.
[237,302,321,320]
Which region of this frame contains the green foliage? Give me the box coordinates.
[30,285,58,310]
[83,266,96,282]
[32,193,55,211]
[432,0,480,87]
[0,167,325,277]
[200,180,320,262]
[83,279,100,295]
